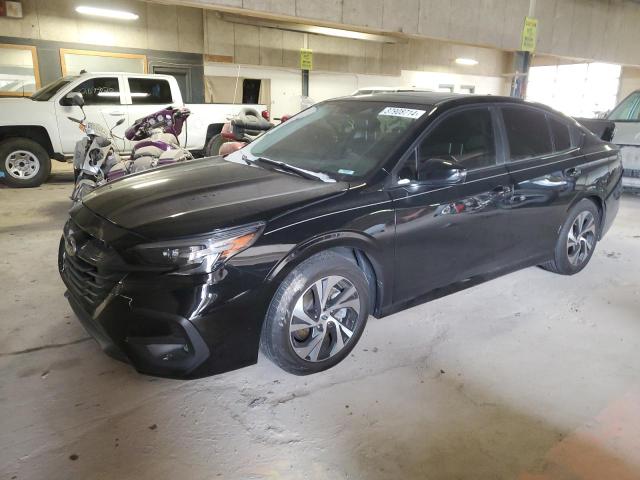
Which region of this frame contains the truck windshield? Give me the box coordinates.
[238,100,429,181]
[31,78,74,101]
[608,91,640,121]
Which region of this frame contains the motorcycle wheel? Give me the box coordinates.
[205,134,227,157]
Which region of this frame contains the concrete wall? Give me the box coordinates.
[204,12,511,77]
[618,67,640,102]
[0,1,511,83]
[0,0,204,53]
[170,0,640,66]
[205,62,508,118]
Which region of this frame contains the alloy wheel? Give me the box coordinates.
[5,150,40,180]
[567,211,596,266]
[289,275,361,362]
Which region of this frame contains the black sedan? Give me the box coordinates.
[59,92,623,379]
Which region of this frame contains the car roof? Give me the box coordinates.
[341,91,546,110]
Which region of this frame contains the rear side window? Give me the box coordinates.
[128,78,172,105]
[67,77,120,105]
[549,117,572,151]
[502,107,553,160]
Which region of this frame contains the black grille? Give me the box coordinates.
[60,228,123,311]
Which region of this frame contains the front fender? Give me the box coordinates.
[265,230,390,316]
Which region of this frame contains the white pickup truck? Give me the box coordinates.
[578,90,640,192]
[0,72,264,187]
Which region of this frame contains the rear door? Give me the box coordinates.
[390,106,514,305]
[55,75,128,153]
[499,105,584,262]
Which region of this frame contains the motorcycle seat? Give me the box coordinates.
[133,145,165,159]
[153,133,179,145]
[232,108,272,137]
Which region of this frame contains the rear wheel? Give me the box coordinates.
[261,251,370,375]
[540,199,600,275]
[0,138,51,188]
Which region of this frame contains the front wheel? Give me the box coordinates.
[0,138,51,188]
[540,199,600,275]
[260,251,370,375]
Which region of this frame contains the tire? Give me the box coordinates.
[0,137,51,188]
[204,134,227,157]
[260,251,370,375]
[540,199,600,275]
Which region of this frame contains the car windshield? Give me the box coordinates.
[30,78,75,101]
[234,100,429,181]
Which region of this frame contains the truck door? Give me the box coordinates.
[55,75,129,154]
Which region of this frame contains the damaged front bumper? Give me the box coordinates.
[58,224,270,379]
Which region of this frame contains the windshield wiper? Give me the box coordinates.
[251,156,329,182]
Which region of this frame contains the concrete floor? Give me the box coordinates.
[1,163,640,480]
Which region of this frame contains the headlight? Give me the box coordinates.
[132,222,265,274]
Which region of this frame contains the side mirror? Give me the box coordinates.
[65,92,85,107]
[416,157,466,185]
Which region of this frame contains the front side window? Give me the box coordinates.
[128,78,172,105]
[608,92,640,121]
[240,100,427,181]
[66,77,120,105]
[502,107,553,160]
[418,107,496,171]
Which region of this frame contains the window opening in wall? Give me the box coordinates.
[0,44,40,97]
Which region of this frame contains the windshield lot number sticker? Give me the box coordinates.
[378,107,425,119]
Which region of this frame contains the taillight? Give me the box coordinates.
[261,110,270,120]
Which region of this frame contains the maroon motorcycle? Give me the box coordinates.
[205,108,289,157]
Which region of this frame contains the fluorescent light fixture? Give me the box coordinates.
[455,57,479,66]
[75,6,139,21]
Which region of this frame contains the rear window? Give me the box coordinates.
[502,107,553,160]
[549,117,572,151]
[128,78,172,105]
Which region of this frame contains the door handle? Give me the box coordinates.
[565,167,581,178]
[107,111,126,116]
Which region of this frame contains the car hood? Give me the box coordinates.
[81,157,349,240]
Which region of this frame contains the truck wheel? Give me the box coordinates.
[0,138,51,188]
[204,134,227,157]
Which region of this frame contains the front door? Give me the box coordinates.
[390,106,513,305]
[55,75,128,154]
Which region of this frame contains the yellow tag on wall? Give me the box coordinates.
[521,16,538,52]
[300,48,313,71]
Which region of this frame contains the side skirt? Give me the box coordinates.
[378,255,550,318]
